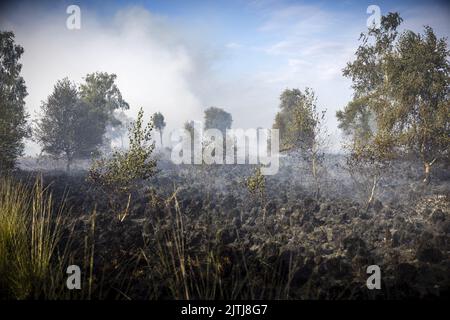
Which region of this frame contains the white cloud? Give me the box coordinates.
[258,4,333,34]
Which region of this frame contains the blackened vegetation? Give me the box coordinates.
[1,12,449,300]
[12,155,450,300]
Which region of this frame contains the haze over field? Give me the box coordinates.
[1,0,449,302]
[1,0,449,155]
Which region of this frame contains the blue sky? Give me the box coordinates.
[1,0,449,153]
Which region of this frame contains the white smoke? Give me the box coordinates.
[1,5,210,155]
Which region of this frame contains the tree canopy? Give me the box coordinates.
[0,31,29,171]
[35,73,130,170]
[152,112,166,147]
[337,13,449,183]
[274,88,324,153]
[35,78,103,170]
[204,107,232,134]
[79,72,130,149]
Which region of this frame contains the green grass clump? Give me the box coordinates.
[0,176,68,299]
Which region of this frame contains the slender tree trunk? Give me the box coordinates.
[366,174,379,211]
[423,162,431,184]
[66,153,72,172]
[312,154,320,199]
[160,129,163,149]
[423,158,437,184]
[312,156,317,179]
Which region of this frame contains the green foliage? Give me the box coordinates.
[246,166,266,200]
[0,175,98,299]
[273,88,325,153]
[246,166,267,221]
[0,176,65,299]
[35,73,130,170]
[337,12,449,182]
[0,31,29,171]
[336,97,374,143]
[152,112,166,132]
[88,108,157,195]
[35,78,103,170]
[204,107,232,134]
[273,88,327,196]
[383,27,449,168]
[79,72,129,122]
[79,72,129,151]
[337,13,403,144]
[152,112,166,146]
[343,13,403,96]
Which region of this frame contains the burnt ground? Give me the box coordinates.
[13,154,450,299]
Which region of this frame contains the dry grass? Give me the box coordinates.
[0,175,96,299]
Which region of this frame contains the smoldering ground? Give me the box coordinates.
[9,152,450,299]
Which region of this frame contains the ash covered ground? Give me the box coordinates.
[14,154,450,299]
